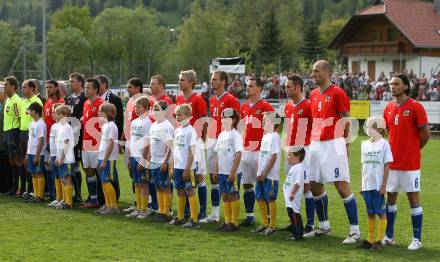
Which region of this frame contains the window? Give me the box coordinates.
[371,30,380,41]
[387,28,397,41]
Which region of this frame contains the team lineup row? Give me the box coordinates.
[1,60,430,251]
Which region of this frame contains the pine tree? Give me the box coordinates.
[255,6,283,67]
[300,21,324,62]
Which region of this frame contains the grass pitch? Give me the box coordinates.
[1,136,439,261]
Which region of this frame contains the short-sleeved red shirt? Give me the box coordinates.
[384,98,428,170]
[284,98,312,147]
[209,92,241,138]
[82,97,104,150]
[310,85,350,141]
[176,93,207,126]
[241,99,274,151]
[43,97,65,141]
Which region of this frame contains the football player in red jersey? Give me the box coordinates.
[283,74,315,235]
[80,78,104,208]
[309,60,360,244]
[176,70,208,220]
[149,75,174,122]
[239,77,274,227]
[201,71,240,223]
[382,73,430,250]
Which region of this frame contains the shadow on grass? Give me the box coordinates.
[2,196,439,261]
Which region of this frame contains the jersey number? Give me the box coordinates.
[213,108,219,118]
[318,101,322,112]
[415,178,419,189]
[334,168,340,178]
[394,114,399,125]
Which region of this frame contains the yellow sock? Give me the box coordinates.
[231,200,240,227]
[38,176,46,198]
[164,193,172,216]
[377,217,387,242]
[102,184,110,207]
[367,216,376,244]
[157,191,164,214]
[257,200,269,226]
[269,201,277,228]
[105,183,118,208]
[177,195,185,220]
[61,183,65,201]
[140,194,148,212]
[134,185,141,210]
[224,202,232,224]
[65,185,73,206]
[55,179,62,201]
[32,177,38,196]
[188,194,199,221]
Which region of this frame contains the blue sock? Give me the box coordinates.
[184,193,190,216]
[86,175,98,203]
[304,191,315,227]
[211,184,220,207]
[197,182,207,217]
[386,204,397,238]
[149,182,158,210]
[343,193,359,226]
[411,206,423,241]
[46,171,55,198]
[314,192,328,222]
[243,188,255,219]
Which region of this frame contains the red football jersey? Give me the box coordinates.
[284,98,312,147]
[82,97,104,151]
[176,93,208,126]
[209,92,241,138]
[241,99,274,151]
[384,98,428,170]
[43,97,65,141]
[310,85,350,141]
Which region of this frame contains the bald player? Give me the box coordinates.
[308,60,360,244]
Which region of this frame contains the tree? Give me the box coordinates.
[300,21,324,62]
[90,6,168,84]
[0,22,19,77]
[255,6,283,70]
[173,0,232,81]
[51,5,92,33]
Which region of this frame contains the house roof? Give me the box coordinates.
[330,0,440,49]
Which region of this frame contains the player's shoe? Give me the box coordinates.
[182,220,200,229]
[358,240,372,249]
[216,223,230,231]
[222,224,239,232]
[136,211,147,219]
[55,200,64,208]
[57,203,72,210]
[145,208,157,218]
[101,208,120,215]
[287,234,303,241]
[122,205,136,213]
[381,235,396,246]
[168,218,185,226]
[125,210,140,218]
[370,241,383,251]
[239,217,255,227]
[47,199,59,207]
[94,205,108,213]
[314,227,331,236]
[80,201,99,209]
[408,238,422,251]
[342,232,361,244]
[199,214,220,223]
[254,225,268,234]
[261,227,276,236]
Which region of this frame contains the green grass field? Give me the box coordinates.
[1,136,439,261]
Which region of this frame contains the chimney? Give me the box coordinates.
[435,0,440,16]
